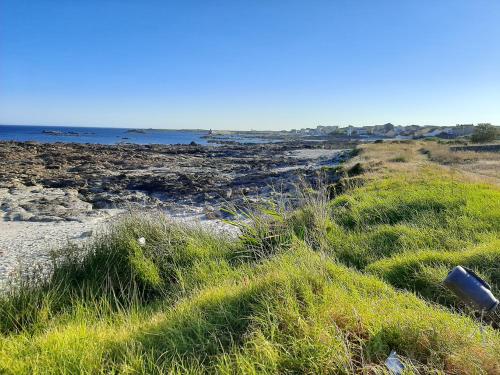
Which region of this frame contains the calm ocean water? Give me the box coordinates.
[0,125,265,145]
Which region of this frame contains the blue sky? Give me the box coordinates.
[1,1,500,130]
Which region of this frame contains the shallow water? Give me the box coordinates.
[0,125,266,145]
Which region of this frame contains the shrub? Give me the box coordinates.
[471,124,498,143]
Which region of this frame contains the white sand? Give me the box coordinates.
[0,217,112,283]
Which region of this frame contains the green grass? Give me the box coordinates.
[1,166,499,374]
[325,168,500,268]
[368,239,500,309]
[2,244,499,374]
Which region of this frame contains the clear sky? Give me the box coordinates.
[1,1,500,130]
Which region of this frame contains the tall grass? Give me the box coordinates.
[325,168,500,268]
[0,214,239,334]
[368,239,500,310]
[2,244,499,373]
[0,153,499,373]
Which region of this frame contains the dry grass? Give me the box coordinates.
[422,142,499,164]
[420,142,500,183]
[343,140,500,186]
[341,141,427,181]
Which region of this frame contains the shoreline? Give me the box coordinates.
[0,139,354,283]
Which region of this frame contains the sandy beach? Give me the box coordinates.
[0,219,108,282]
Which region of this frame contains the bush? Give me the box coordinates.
[471,124,498,143]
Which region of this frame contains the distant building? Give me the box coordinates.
[296,123,485,140]
[394,125,404,135]
[424,130,439,137]
[385,130,397,138]
[316,125,339,135]
[363,126,375,134]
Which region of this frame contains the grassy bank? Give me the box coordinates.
[1,141,499,374]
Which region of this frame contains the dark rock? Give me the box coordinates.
[0,140,354,218]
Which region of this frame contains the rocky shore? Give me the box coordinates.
[0,140,354,282]
[0,141,354,218]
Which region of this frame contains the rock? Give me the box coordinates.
[31,215,64,222]
[80,230,93,238]
[0,140,352,223]
[205,210,222,220]
[0,186,93,222]
[25,178,38,186]
[9,209,34,221]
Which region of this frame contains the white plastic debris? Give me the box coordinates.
[137,237,146,246]
[385,350,404,374]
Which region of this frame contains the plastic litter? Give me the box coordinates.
[385,350,404,374]
[137,237,146,246]
[444,266,499,312]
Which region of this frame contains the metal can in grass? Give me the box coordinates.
[444,266,499,312]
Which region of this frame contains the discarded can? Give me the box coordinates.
[444,266,499,311]
[385,351,404,375]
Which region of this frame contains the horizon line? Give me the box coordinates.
[1,122,490,131]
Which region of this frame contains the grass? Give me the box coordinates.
[324,168,500,269]
[2,243,499,373]
[0,141,499,374]
[419,141,500,182]
[367,239,500,310]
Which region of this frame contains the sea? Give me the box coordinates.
[0,125,266,145]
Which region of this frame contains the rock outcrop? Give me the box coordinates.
[0,141,352,221]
